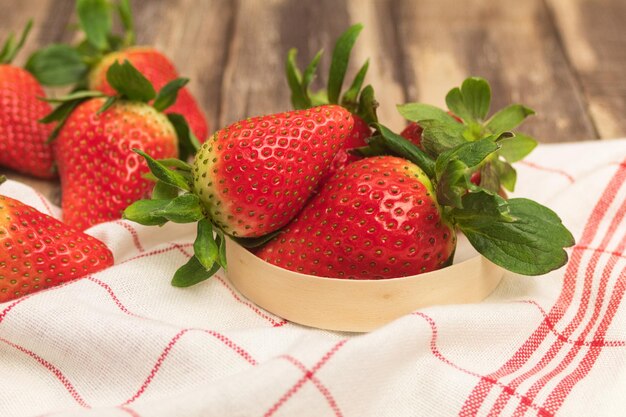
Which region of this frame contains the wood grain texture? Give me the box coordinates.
[547,0,626,139]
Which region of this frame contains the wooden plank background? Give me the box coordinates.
[2,0,625,202]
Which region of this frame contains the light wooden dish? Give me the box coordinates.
[225,237,504,332]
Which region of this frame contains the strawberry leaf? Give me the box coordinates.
[498,133,538,163]
[158,158,192,171]
[371,123,435,178]
[133,148,191,191]
[97,96,117,114]
[454,197,575,275]
[194,218,219,270]
[152,181,179,200]
[285,48,308,110]
[436,159,471,208]
[435,137,500,180]
[302,50,323,99]
[216,230,228,269]
[171,255,220,287]
[356,85,378,124]
[341,58,369,112]
[419,119,466,157]
[446,77,491,122]
[106,60,156,102]
[327,23,363,104]
[153,78,189,112]
[151,194,204,223]
[77,0,112,51]
[25,44,88,86]
[123,199,170,226]
[396,103,458,124]
[0,20,32,64]
[486,104,535,134]
[167,113,201,160]
[117,0,135,46]
[494,159,517,192]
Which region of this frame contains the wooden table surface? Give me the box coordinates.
[3,0,626,202]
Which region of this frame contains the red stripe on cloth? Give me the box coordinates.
[518,300,626,347]
[575,244,626,260]
[0,337,90,408]
[458,161,626,416]
[115,221,145,252]
[123,328,258,405]
[263,340,347,417]
[487,194,626,415]
[412,312,552,414]
[282,355,344,417]
[518,160,576,183]
[34,190,55,216]
[118,405,142,417]
[507,215,626,416]
[542,266,626,412]
[215,275,288,327]
[86,277,139,317]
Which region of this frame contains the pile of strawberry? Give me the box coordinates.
[1,1,574,302]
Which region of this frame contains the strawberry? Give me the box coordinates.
[124,104,354,285]
[0,177,113,302]
[43,61,192,230]
[0,22,55,179]
[26,0,209,142]
[286,24,377,180]
[256,156,456,279]
[192,105,354,237]
[88,47,208,142]
[400,122,424,148]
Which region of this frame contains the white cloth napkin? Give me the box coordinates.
[1,139,626,417]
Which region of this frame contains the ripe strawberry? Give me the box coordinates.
[43,61,191,230]
[27,1,209,142]
[286,24,376,179]
[0,189,113,303]
[55,98,178,230]
[0,22,55,178]
[256,156,456,279]
[88,47,209,141]
[191,105,354,237]
[400,122,424,148]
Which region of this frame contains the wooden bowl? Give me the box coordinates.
[225,237,503,332]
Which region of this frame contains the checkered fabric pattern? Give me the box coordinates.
[1,139,626,417]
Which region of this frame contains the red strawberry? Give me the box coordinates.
[27,2,209,142]
[0,191,113,303]
[256,156,456,279]
[191,105,354,237]
[0,22,55,178]
[325,114,372,180]
[55,98,178,230]
[44,61,190,230]
[89,47,209,141]
[400,122,424,148]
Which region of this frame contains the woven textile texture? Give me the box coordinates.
[1,139,626,417]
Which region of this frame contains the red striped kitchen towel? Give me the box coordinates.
[1,139,625,417]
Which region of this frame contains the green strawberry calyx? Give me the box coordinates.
[123,149,229,287]
[0,175,6,185]
[356,123,575,276]
[40,60,198,158]
[0,20,33,65]
[286,23,379,125]
[25,0,135,86]
[397,77,538,195]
